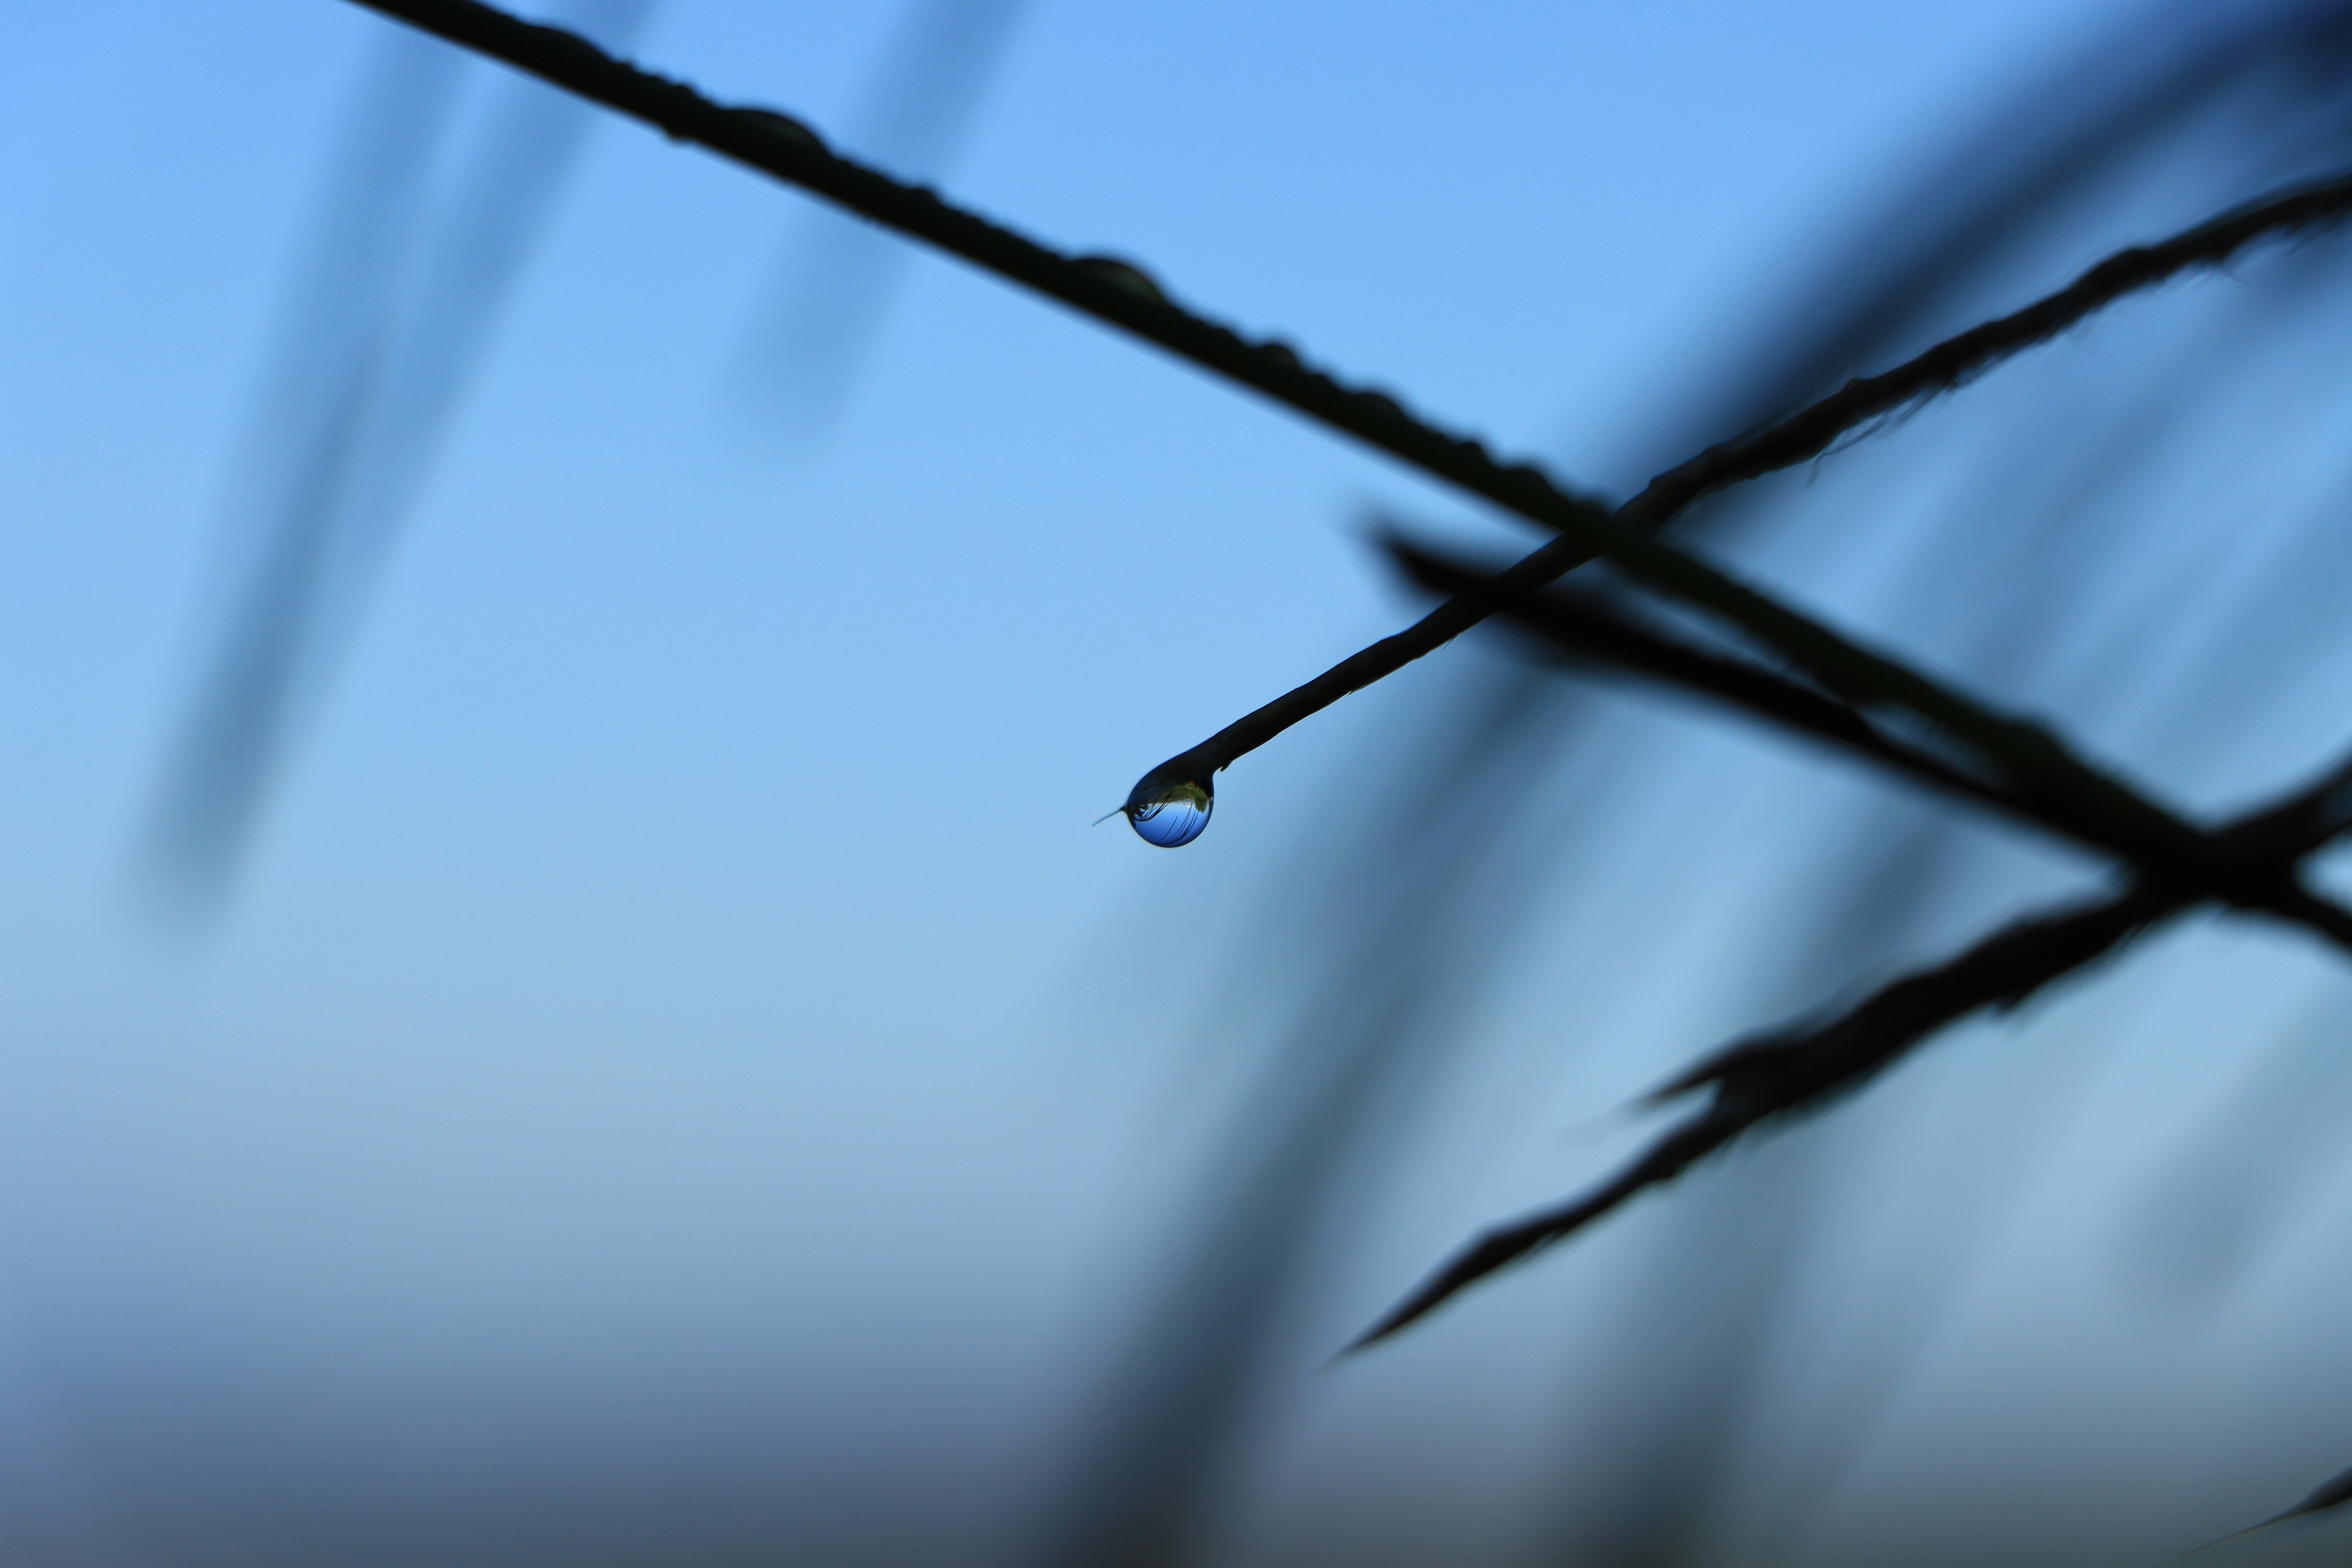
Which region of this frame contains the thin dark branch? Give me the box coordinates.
[2192,1460,2352,1553]
[337,0,1616,535]
[1382,538,2045,826]
[1383,537,2352,954]
[1616,166,2352,529]
[1139,492,2226,880]
[1347,883,2182,1350]
[1349,709,2352,1349]
[333,0,2323,854]
[1139,171,2352,802]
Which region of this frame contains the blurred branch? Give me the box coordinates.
[1382,536,2352,951]
[733,0,1034,440]
[2194,1460,2352,1551]
[1349,715,2352,1346]
[1349,883,2180,1349]
[148,0,665,917]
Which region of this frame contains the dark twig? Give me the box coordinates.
[1348,883,2180,1349]
[337,0,1616,533]
[1617,167,2352,529]
[334,1,2351,842]
[2188,1460,2352,1553]
[1382,538,2352,954]
[1137,168,2352,804]
[1349,713,2352,1348]
[1383,540,2047,829]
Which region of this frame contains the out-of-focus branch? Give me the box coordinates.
[1349,715,2352,1348]
[1348,884,2179,1349]
[2193,1460,2352,1552]
[1382,537,2352,952]
[1384,538,2048,824]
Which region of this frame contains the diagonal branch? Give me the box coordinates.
[1382,537,2352,954]
[1615,166,2352,527]
[1384,538,2052,828]
[1136,169,2352,804]
[1346,883,2180,1349]
[339,0,1618,537]
[336,1,2351,839]
[1348,721,2352,1350]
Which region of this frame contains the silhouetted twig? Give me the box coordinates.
[337,0,1616,526]
[1133,167,2352,807]
[1347,883,2177,1348]
[2190,1460,2352,1552]
[1382,538,2037,823]
[1383,537,2352,951]
[1349,716,2352,1346]
[334,1,2352,842]
[1615,166,2352,529]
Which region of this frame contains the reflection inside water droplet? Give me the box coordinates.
[1126,780,1212,847]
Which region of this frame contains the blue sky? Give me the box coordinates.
[44,1,2352,1562]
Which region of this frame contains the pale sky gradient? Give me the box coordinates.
[33,2,2352,1564]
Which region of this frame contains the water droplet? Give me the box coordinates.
[1257,339,1304,372]
[536,26,617,75]
[1502,461,1554,499]
[1125,778,1212,847]
[1074,254,1168,304]
[728,107,827,159]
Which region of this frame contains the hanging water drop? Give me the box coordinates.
[1073,253,1169,305]
[1123,778,1212,847]
[728,107,829,160]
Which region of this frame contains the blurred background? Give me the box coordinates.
[8,0,2352,1561]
